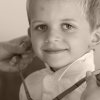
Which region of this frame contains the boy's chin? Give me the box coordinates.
[46,62,70,70]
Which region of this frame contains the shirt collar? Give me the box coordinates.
[45,50,95,86]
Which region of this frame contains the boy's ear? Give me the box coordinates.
[28,27,31,37]
[91,27,100,46]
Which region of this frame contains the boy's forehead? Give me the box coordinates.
[28,0,86,21]
[28,0,84,13]
[29,0,83,7]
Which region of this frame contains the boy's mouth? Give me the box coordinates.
[43,49,68,54]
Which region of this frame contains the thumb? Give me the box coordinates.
[86,71,97,90]
[2,39,31,54]
[3,36,31,54]
[3,43,25,53]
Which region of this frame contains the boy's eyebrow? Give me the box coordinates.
[30,18,77,24]
[61,18,76,22]
[31,19,45,24]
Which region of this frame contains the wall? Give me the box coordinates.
[0,0,28,42]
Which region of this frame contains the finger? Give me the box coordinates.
[6,35,31,51]
[86,71,97,90]
[1,43,24,53]
[0,62,18,72]
[19,40,32,52]
[0,55,32,72]
[9,56,22,66]
[0,43,23,60]
[0,43,19,60]
[9,36,32,51]
[2,40,32,55]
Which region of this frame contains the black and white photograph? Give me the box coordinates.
[0,0,100,100]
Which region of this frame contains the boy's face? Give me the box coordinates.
[29,0,94,69]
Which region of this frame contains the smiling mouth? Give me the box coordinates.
[43,49,67,54]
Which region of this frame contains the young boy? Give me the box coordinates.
[19,0,100,100]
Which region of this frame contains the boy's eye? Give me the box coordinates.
[62,23,74,30]
[35,24,48,31]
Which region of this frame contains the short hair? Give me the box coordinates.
[26,0,100,30]
[83,0,100,30]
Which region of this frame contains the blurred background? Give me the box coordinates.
[0,0,28,42]
[0,0,100,100]
[0,0,45,100]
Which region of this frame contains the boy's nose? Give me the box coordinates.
[45,29,63,43]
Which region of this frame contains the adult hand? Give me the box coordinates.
[0,36,34,72]
[81,71,100,100]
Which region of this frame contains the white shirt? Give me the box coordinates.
[19,50,95,100]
